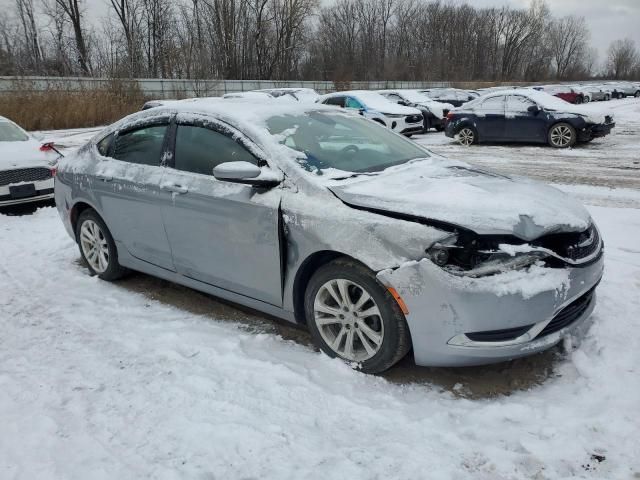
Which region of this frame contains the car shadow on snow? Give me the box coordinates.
[0,199,55,216]
[95,265,565,400]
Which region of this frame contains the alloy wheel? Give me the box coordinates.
[550,125,573,147]
[79,219,110,273]
[457,128,475,146]
[313,278,384,362]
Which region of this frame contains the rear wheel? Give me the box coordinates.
[76,209,128,281]
[423,116,431,133]
[456,126,477,146]
[304,258,411,374]
[548,123,576,148]
[635,91,640,98]
[575,95,583,104]
[604,94,611,101]
[583,96,590,103]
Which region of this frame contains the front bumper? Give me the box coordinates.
[580,122,615,140]
[377,254,604,367]
[0,178,54,207]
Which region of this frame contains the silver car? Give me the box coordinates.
[55,100,604,373]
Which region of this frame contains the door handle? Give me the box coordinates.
[162,183,188,194]
[97,175,113,182]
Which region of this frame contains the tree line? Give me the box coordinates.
[1,0,639,82]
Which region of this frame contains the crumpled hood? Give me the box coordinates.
[328,159,591,240]
[0,139,55,170]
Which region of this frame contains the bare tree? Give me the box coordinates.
[606,38,638,79]
[549,15,589,79]
[45,0,91,74]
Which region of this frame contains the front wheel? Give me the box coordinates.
[76,209,128,280]
[304,258,411,373]
[456,126,477,146]
[548,123,577,148]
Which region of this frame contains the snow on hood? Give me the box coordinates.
[0,137,56,169]
[328,158,591,240]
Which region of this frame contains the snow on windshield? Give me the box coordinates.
[0,121,29,142]
[264,111,430,174]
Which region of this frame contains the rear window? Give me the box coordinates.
[0,121,29,142]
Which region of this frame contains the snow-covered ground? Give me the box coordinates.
[1,100,640,479]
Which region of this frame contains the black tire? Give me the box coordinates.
[435,124,445,132]
[575,95,583,104]
[604,94,611,101]
[304,258,411,374]
[423,115,431,133]
[635,91,640,98]
[548,122,577,148]
[75,209,128,281]
[456,125,477,146]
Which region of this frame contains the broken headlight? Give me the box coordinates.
[426,235,549,278]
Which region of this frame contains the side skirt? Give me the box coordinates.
[115,241,297,324]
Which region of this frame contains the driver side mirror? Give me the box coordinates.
[527,105,540,114]
[213,161,279,187]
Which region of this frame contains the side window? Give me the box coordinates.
[96,133,114,156]
[505,95,536,113]
[112,125,167,166]
[324,96,345,107]
[174,125,257,176]
[476,96,505,113]
[386,93,403,102]
[345,97,363,109]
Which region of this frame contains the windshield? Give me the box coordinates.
[265,111,429,174]
[0,121,29,141]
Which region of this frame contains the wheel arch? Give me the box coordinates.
[292,250,363,325]
[69,200,100,238]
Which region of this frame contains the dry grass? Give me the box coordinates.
[0,80,148,131]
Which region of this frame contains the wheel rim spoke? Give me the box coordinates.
[314,278,384,362]
[80,220,109,273]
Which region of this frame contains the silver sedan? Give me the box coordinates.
[55,100,603,373]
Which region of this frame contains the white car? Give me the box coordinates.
[378,89,454,131]
[0,116,58,207]
[318,90,423,136]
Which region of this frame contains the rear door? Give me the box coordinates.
[504,95,547,142]
[91,118,175,271]
[472,95,506,141]
[160,115,283,306]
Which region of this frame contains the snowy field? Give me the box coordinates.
[1,100,640,479]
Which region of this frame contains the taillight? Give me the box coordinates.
[50,167,57,177]
[40,142,55,152]
[446,112,455,120]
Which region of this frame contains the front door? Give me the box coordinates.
[473,95,506,141]
[504,95,547,142]
[160,115,283,306]
[92,119,175,271]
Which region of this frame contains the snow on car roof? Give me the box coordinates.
[321,90,405,110]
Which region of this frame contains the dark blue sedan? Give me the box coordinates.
[444,89,615,148]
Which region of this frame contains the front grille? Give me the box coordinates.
[405,115,422,124]
[533,224,601,263]
[537,287,596,338]
[0,167,52,186]
[466,324,534,342]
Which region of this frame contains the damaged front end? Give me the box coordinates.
[376,221,604,367]
[425,222,603,278]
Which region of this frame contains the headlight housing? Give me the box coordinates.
[426,234,549,278]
